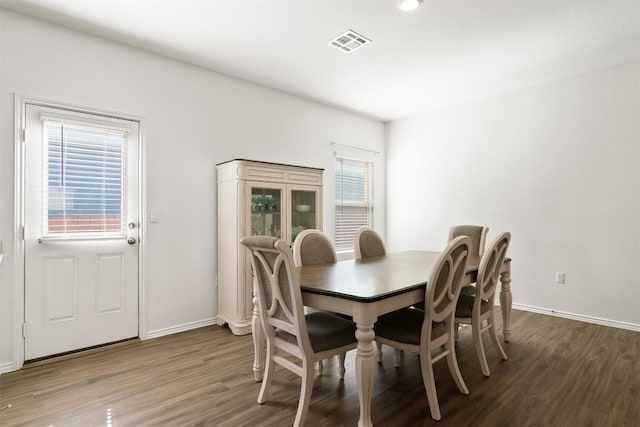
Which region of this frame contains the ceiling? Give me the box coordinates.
[2,0,640,121]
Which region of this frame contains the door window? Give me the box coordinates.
[44,121,127,237]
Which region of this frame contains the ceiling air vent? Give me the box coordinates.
[329,30,371,53]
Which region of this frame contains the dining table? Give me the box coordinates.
[250,250,513,427]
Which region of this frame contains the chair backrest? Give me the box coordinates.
[240,236,311,352]
[424,236,471,328]
[475,232,510,303]
[448,225,488,257]
[293,229,337,267]
[354,227,386,259]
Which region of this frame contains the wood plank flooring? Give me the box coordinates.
[1,309,639,426]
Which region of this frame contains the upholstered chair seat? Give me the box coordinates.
[276,311,357,353]
[375,308,447,346]
[455,294,489,318]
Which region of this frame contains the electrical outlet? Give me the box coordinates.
[555,272,565,284]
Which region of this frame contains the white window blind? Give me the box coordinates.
[44,121,126,237]
[335,156,374,251]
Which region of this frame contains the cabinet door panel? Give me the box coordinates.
[290,185,323,243]
[247,183,285,239]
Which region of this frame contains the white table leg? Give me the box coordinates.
[499,259,512,342]
[252,291,265,381]
[353,306,376,427]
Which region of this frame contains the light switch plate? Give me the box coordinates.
[149,209,159,223]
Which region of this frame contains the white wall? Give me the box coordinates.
[386,59,640,328]
[0,10,385,371]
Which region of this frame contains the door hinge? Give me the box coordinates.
[22,226,25,241]
[22,323,27,338]
[21,128,26,143]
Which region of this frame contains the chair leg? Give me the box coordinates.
[338,353,346,379]
[258,343,275,404]
[473,317,491,377]
[420,349,441,421]
[488,313,508,360]
[375,341,383,363]
[445,335,469,395]
[393,348,402,367]
[294,361,315,427]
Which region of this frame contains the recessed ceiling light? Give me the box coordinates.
[397,0,422,12]
[329,30,371,53]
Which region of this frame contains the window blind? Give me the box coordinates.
[44,121,126,236]
[335,156,374,251]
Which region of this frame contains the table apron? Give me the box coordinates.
[302,288,425,322]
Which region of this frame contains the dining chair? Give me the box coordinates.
[448,224,488,258]
[240,236,357,427]
[455,231,510,377]
[374,236,471,421]
[292,229,339,375]
[293,229,338,266]
[448,225,489,325]
[354,226,386,259]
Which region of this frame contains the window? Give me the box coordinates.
[334,156,374,251]
[44,121,126,237]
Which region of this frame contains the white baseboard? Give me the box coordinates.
[0,361,14,375]
[512,303,640,332]
[145,317,217,340]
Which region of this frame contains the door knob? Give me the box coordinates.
[127,237,138,245]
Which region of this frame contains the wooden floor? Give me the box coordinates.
[1,309,639,426]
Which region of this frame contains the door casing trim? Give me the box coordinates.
[13,93,148,370]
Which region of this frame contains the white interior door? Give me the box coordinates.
[24,104,140,360]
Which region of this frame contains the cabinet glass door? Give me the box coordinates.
[250,187,282,238]
[291,189,318,242]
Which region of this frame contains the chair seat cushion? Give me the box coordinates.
[306,312,357,352]
[455,294,489,318]
[375,307,446,345]
[460,284,476,296]
[277,312,357,353]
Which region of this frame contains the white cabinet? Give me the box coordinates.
[216,159,323,335]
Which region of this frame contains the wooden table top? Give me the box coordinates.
[298,250,482,303]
